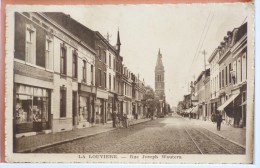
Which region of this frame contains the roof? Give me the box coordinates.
[208,48,219,63]
[43,12,96,50]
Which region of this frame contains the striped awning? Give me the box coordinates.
[217,94,239,111]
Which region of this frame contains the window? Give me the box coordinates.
[45,38,53,70]
[104,72,107,88]
[91,65,94,85]
[109,74,111,90]
[82,60,86,83]
[72,51,77,78]
[15,85,49,125]
[60,87,66,118]
[222,70,224,88]
[229,63,232,84]
[219,72,221,89]
[60,44,67,75]
[103,51,106,63]
[109,54,111,68]
[98,46,101,60]
[233,61,237,84]
[99,69,102,87]
[225,66,228,86]
[25,25,36,64]
[113,76,115,91]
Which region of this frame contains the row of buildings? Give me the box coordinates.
[178,22,247,128]
[14,12,146,137]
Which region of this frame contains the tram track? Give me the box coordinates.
[185,126,233,154]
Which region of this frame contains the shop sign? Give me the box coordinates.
[14,62,53,82]
[53,30,78,49]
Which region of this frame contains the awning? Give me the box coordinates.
[217,94,239,111]
[240,100,247,106]
[186,108,193,113]
[191,106,198,114]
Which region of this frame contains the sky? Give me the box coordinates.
[44,3,249,107]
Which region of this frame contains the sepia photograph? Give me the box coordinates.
[4,2,255,164]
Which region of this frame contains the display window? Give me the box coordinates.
[15,84,49,126]
[79,96,88,122]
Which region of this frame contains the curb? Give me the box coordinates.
[17,128,116,153]
[16,119,151,153]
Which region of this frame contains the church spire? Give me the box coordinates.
[116,28,121,54]
[155,48,164,70]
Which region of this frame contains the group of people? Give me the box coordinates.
[111,111,129,128]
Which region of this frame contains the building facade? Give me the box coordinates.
[217,23,247,127]
[208,49,220,118]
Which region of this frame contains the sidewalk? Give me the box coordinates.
[15,118,151,153]
[184,117,246,147]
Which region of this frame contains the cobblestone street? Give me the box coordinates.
[35,115,245,154]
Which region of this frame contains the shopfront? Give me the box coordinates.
[78,83,96,127]
[107,94,115,122]
[15,84,51,134]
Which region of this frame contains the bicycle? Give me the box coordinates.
[128,119,134,127]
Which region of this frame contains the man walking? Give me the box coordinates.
[112,111,117,128]
[216,112,223,131]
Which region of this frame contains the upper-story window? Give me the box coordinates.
[103,51,106,63]
[109,73,111,90]
[98,46,101,60]
[60,43,67,75]
[99,69,102,87]
[82,60,87,83]
[72,51,78,78]
[91,65,94,85]
[109,54,111,68]
[25,24,36,64]
[45,36,53,70]
[229,63,232,84]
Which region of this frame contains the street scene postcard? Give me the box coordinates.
[4,2,255,164]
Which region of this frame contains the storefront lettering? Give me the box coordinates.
[54,30,78,49]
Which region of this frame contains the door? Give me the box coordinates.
[72,91,77,126]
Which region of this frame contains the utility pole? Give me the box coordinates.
[202,50,207,70]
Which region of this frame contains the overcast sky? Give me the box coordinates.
[37,3,249,107]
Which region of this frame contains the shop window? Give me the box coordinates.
[60,87,66,118]
[79,96,89,122]
[60,44,67,75]
[45,37,53,70]
[25,24,36,64]
[15,85,49,124]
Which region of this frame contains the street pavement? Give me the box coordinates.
[34,115,246,154]
[15,118,150,153]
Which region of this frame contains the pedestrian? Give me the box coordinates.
[216,112,223,131]
[112,111,117,128]
[122,114,128,128]
[189,111,192,120]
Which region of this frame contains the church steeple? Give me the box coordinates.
[155,48,164,71]
[155,48,165,101]
[116,29,121,54]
